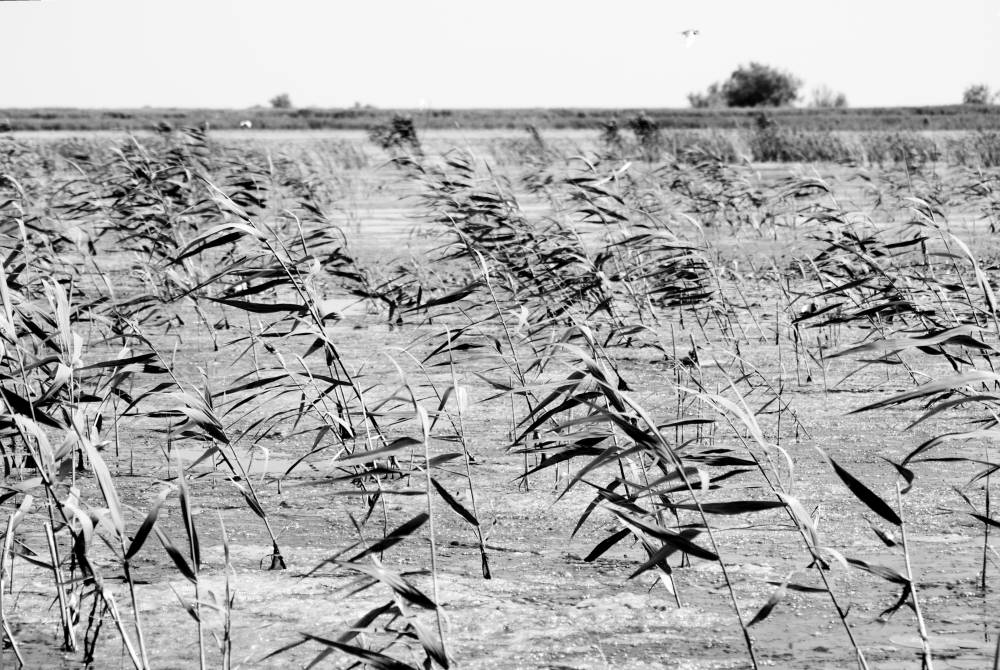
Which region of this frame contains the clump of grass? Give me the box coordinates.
[627,113,664,162]
[369,115,423,157]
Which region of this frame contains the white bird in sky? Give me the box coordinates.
[681,29,700,48]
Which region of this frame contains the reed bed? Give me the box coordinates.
[0,126,996,668]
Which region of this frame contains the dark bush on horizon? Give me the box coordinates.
[962,84,997,105]
[690,62,801,108]
[269,93,292,109]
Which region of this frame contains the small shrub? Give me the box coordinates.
[962,84,994,105]
[749,113,789,161]
[368,115,423,156]
[809,85,848,109]
[626,113,663,161]
[688,83,724,109]
[599,118,625,154]
[269,93,292,109]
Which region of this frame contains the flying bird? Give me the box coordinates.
[681,29,700,48]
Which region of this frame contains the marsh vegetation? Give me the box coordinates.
[0,125,998,668]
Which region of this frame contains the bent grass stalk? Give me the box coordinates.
[897,482,933,670]
[387,355,451,666]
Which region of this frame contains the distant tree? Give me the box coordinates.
[689,62,801,108]
[809,85,848,109]
[269,93,292,109]
[962,84,993,105]
[687,82,724,109]
[722,63,801,107]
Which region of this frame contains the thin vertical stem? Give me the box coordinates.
[897,482,933,670]
[1,515,24,666]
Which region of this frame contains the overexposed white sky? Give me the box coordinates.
[1,0,998,109]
